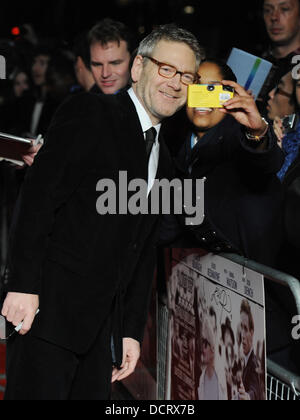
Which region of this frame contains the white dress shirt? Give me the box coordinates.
[128,88,161,196]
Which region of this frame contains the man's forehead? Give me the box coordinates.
[264,0,294,6]
[34,55,50,61]
[91,40,131,63]
[152,40,196,70]
[91,40,129,55]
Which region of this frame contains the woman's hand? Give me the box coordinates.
[273,116,284,149]
[220,80,268,138]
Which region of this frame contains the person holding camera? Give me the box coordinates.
[163,59,284,268]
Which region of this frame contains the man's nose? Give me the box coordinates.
[270,9,280,22]
[168,73,182,90]
[269,88,275,100]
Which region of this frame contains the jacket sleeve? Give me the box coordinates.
[5,94,101,295]
[122,228,158,344]
[238,125,285,176]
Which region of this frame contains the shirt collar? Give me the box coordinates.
[128,88,161,139]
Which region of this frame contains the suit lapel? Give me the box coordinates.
[156,133,174,181]
[111,92,148,183]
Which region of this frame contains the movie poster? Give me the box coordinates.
[166,250,266,401]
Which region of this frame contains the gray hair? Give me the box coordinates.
[137,24,205,70]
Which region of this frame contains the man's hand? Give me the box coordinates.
[273,116,284,148]
[220,80,268,137]
[111,338,141,383]
[1,293,39,335]
[21,144,43,167]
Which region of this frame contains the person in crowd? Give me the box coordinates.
[0,68,32,132]
[73,32,95,93]
[198,317,227,400]
[45,51,76,104]
[6,44,60,138]
[12,69,31,98]
[273,75,300,186]
[1,24,202,401]
[267,69,297,120]
[238,300,261,401]
[261,0,300,102]
[88,18,136,95]
[268,75,300,375]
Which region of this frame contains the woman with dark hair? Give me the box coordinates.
[163,59,284,267]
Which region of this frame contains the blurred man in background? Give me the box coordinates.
[88,18,136,95]
[262,0,300,102]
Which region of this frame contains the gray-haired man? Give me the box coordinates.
[2,24,202,400]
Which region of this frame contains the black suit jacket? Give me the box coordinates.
[4,91,173,366]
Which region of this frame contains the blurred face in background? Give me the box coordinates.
[267,72,295,119]
[263,0,300,46]
[13,71,30,97]
[32,54,51,86]
[187,61,227,138]
[90,40,131,94]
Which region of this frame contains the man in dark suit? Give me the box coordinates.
[0,24,203,400]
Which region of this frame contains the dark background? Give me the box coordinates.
[0,0,269,59]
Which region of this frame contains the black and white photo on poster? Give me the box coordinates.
[166,250,266,401]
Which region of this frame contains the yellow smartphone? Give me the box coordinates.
[188,84,234,108]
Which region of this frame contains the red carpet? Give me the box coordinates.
[0,345,6,400]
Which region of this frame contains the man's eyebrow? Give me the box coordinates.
[91,59,124,65]
[264,1,291,7]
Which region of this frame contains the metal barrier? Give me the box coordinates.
[158,251,300,401]
[267,360,300,400]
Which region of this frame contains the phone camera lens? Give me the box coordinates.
[207,85,215,92]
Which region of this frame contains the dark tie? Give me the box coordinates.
[145,127,157,161]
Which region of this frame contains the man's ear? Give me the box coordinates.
[131,55,144,83]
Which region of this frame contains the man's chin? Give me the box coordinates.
[270,35,296,47]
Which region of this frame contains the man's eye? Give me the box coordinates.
[263,8,272,14]
[161,67,174,74]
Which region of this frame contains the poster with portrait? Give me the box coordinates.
[166,249,267,401]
